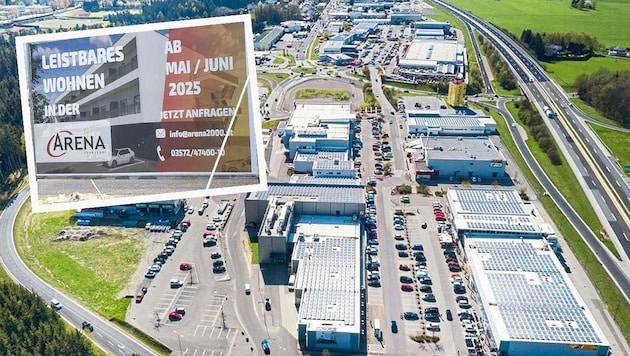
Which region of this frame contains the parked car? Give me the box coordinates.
[173,307,186,316]
[395,243,408,250]
[394,234,405,241]
[203,238,217,247]
[419,285,433,293]
[426,322,440,332]
[104,148,135,168]
[144,271,157,279]
[398,251,409,258]
[399,264,410,271]
[401,284,414,292]
[265,298,272,311]
[168,311,182,321]
[179,263,193,271]
[211,252,222,259]
[403,311,419,320]
[213,265,226,273]
[213,260,224,267]
[423,293,436,302]
[170,279,184,288]
[148,264,161,272]
[400,276,413,284]
[391,320,398,333]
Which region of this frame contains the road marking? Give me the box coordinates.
[616,181,621,187]
[606,166,611,173]
[624,233,628,242]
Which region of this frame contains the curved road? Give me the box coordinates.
[0,188,157,356]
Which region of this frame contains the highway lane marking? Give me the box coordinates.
[624,233,628,242]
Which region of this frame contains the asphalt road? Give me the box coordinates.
[0,187,157,356]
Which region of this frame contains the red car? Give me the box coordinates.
[179,263,193,271]
[168,311,182,321]
[401,284,414,292]
[203,231,215,238]
[180,219,191,226]
[135,291,145,303]
[399,264,411,271]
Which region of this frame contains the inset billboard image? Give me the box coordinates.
[17,15,266,212]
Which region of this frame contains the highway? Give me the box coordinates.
[0,188,157,356]
[429,0,630,300]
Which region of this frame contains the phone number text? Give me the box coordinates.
[170,148,225,157]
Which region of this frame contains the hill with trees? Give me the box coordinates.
[0,282,95,355]
[575,69,630,128]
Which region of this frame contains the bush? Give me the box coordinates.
[397,185,412,195]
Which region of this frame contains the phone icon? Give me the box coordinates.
[157,145,165,161]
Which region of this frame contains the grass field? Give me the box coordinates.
[588,124,630,176]
[542,56,630,91]
[296,88,349,101]
[14,200,144,320]
[446,0,630,48]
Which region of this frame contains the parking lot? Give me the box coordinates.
[126,198,242,355]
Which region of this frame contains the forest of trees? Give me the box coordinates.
[575,69,630,127]
[515,100,562,165]
[0,36,25,190]
[478,35,518,91]
[0,282,95,354]
[106,0,302,33]
[520,29,601,60]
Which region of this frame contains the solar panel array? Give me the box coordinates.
[256,183,365,203]
[297,237,357,325]
[456,189,526,215]
[462,214,536,232]
[477,240,602,344]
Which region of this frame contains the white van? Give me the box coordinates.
[244,284,251,295]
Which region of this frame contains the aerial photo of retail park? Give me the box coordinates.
[0,0,629,355]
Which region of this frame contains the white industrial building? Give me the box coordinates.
[244,179,366,352]
[282,103,356,161]
[292,217,362,351]
[416,136,507,179]
[405,109,497,136]
[398,39,466,79]
[443,188,610,355]
[446,188,556,240]
[465,237,610,356]
[294,151,355,178]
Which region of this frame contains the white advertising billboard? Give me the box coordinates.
[16,15,266,212]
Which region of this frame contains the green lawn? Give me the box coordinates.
[445,0,630,48]
[258,72,289,84]
[542,56,630,91]
[296,88,349,101]
[262,119,280,130]
[14,200,143,320]
[588,124,630,176]
[272,57,284,65]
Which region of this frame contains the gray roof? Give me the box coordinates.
[452,188,526,215]
[295,237,358,325]
[427,136,505,162]
[473,239,606,345]
[290,175,363,186]
[252,182,365,204]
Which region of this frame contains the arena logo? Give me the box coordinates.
[46,129,108,158]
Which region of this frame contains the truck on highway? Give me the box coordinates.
[543,105,557,119]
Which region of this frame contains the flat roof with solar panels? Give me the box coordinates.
[447,188,554,238]
[291,215,361,346]
[465,238,610,355]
